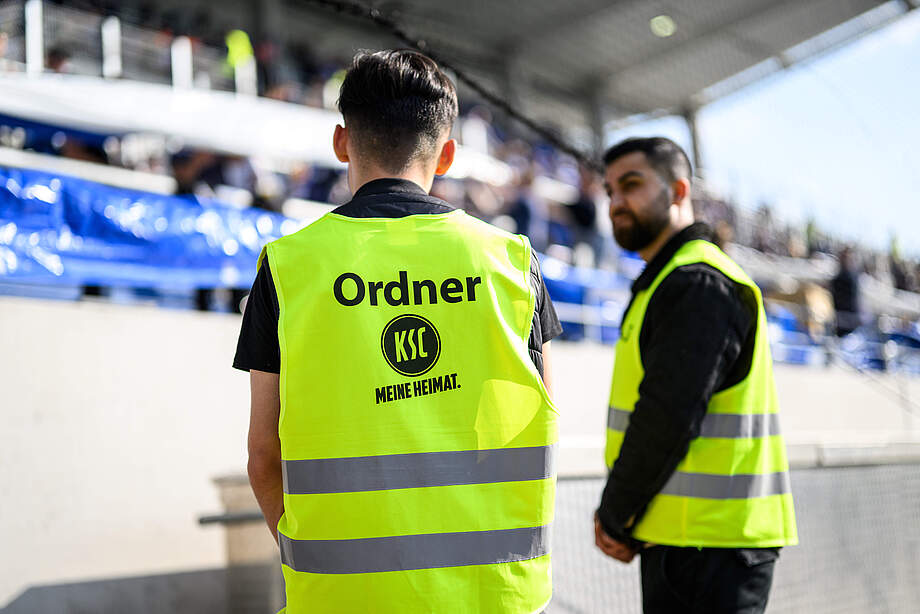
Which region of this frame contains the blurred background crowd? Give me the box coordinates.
[1,0,918,353]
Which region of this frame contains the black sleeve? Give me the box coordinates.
[532,253,563,344]
[232,260,281,373]
[596,264,755,542]
[526,253,563,376]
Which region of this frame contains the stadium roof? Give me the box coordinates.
[286,0,917,140]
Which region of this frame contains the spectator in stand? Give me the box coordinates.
[890,238,911,291]
[59,137,108,165]
[0,32,15,72]
[753,204,779,254]
[712,220,734,251]
[256,39,303,101]
[830,247,861,337]
[171,150,217,197]
[567,164,603,266]
[46,46,71,73]
[212,155,258,195]
[891,256,910,291]
[910,261,920,294]
[507,165,550,252]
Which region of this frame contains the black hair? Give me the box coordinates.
[603,137,692,185]
[338,49,458,172]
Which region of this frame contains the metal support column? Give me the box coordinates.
[587,89,607,160]
[24,0,43,76]
[682,105,703,177]
[171,36,193,89]
[101,16,122,79]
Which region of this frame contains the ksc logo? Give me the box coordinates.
[381,314,441,377]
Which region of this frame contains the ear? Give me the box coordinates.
[434,138,456,176]
[332,124,349,163]
[671,177,691,203]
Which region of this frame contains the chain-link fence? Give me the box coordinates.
[549,463,920,614]
[204,462,920,614]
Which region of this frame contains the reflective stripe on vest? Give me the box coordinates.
[606,239,798,548]
[283,444,556,494]
[660,471,791,500]
[268,210,558,614]
[608,406,782,439]
[280,524,551,574]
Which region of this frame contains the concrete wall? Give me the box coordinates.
[0,298,249,606]
[2,296,919,607]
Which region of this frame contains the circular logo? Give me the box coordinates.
[381,314,441,377]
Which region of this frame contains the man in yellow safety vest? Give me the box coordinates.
[594,137,797,613]
[234,49,561,614]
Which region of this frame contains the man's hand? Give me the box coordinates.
[594,512,639,563]
[248,370,284,543]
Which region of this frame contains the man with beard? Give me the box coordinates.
[593,137,797,614]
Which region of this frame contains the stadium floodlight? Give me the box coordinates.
[649,14,677,38]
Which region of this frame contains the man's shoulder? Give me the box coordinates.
[268,212,343,252]
[652,261,757,323]
[456,211,527,243]
[664,260,736,287]
[654,260,752,304]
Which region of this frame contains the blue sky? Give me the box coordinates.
[607,8,920,257]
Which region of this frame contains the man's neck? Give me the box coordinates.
[638,227,675,263]
[350,165,434,195]
[639,221,693,263]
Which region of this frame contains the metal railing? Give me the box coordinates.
[1,0,252,93]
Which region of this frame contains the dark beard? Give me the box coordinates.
[612,188,671,252]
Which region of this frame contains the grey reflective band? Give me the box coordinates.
[607,406,631,432]
[283,445,556,495]
[699,412,781,438]
[280,524,551,574]
[607,407,781,439]
[660,470,791,500]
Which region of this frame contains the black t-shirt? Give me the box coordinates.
[233,178,562,377]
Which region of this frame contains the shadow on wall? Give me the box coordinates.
[1,566,275,614]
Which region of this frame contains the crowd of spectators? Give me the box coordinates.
[696,194,920,296]
[5,1,920,309]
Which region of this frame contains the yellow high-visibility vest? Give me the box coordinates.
[264,209,558,613]
[606,239,798,548]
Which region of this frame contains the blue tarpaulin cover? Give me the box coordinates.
[0,166,295,289]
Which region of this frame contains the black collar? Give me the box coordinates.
[631,222,714,293]
[352,178,429,198]
[332,178,456,219]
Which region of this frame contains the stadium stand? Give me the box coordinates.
[1,0,919,368]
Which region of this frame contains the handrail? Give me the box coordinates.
[198,511,265,526]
